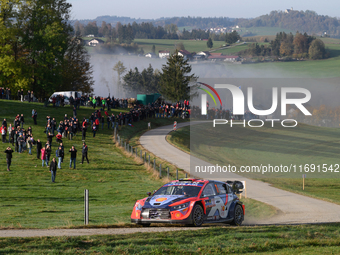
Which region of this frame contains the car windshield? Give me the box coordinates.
[153,184,202,197]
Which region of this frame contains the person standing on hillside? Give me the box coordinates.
[69,146,77,169]
[20,114,24,128]
[49,158,57,183]
[36,139,42,159]
[82,119,87,141]
[4,147,13,171]
[41,147,47,167]
[0,124,7,143]
[81,142,89,164]
[57,146,63,169]
[32,109,37,125]
[92,123,97,137]
[17,134,24,153]
[45,144,51,166]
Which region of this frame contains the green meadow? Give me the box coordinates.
[1,224,340,254]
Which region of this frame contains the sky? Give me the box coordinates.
[68,0,340,20]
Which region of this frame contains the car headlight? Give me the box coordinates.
[172,202,189,210]
[135,202,142,211]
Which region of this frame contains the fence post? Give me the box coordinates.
[153,159,156,170]
[185,173,188,178]
[167,167,169,179]
[176,169,178,180]
[148,155,150,166]
[84,189,89,225]
[159,164,162,178]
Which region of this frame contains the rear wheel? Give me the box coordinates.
[191,204,204,227]
[231,204,244,226]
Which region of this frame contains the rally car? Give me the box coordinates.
[131,179,245,227]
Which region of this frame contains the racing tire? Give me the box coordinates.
[231,204,244,226]
[191,204,204,227]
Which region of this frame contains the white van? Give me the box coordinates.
[49,91,82,105]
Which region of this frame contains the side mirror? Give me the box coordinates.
[147,192,151,196]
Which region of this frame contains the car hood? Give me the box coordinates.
[143,195,188,208]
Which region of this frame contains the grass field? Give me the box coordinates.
[1,223,340,254]
[239,26,295,37]
[0,100,164,228]
[0,100,275,228]
[134,38,211,54]
[168,122,340,204]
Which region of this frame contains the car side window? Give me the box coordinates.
[216,183,227,194]
[202,183,217,197]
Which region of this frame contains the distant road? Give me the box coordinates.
[140,121,340,225]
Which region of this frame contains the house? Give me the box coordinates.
[207,54,240,62]
[159,50,170,59]
[175,50,192,60]
[285,7,293,13]
[86,34,95,37]
[145,52,156,58]
[224,56,240,62]
[196,51,210,59]
[193,54,205,61]
[87,38,104,47]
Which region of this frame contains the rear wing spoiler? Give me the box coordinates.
[226,181,244,194]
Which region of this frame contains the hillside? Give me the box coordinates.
[239,10,340,36]
[73,10,340,37]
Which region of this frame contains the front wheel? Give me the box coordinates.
[231,204,244,226]
[191,204,204,227]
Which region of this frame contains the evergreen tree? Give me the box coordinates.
[207,38,213,49]
[159,50,197,102]
[61,36,94,93]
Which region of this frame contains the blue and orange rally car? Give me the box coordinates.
[131,179,245,227]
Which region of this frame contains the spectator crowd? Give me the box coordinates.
[2,93,191,181]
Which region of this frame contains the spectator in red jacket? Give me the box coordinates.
[0,125,7,143]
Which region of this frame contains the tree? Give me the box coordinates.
[159,50,197,102]
[280,41,293,56]
[0,0,29,90]
[309,39,326,60]
[113,61,127,96]
[0,0,94,100]
[152,44,156,54]
[207,38,213,49]
[84,21,98,36]
[19,0,73,99]
[123,64,160,96]
[225,31,241,44]
[61,36,94,93]
[175,42,185,51]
